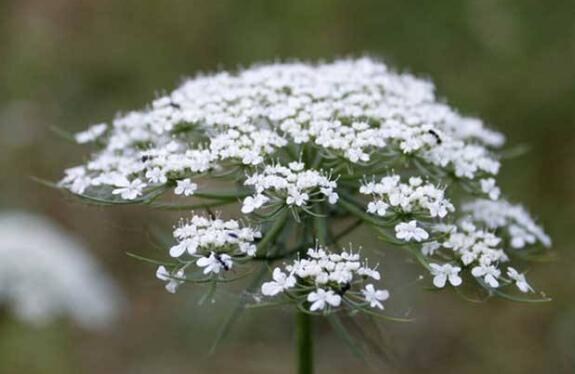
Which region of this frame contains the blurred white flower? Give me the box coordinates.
[0,212,124,329]
[480,178,501,200]
[74,123,107,144]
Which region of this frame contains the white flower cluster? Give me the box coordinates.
[169,215,261,257]
[462,199,551,249]
[60,58,504,203]
[442,222,508,267]
[58,58,550,310]
[424,223,521,293]
[261,246,389,312]
[157,215,261,293]
[0,212,123,329]
[242,162,338,213]
[423,221,539,293]
[360,175,454,219]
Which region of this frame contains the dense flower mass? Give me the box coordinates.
[59,58,552,317]
[59,58,506,201]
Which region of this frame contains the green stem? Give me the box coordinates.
[149,200,233,210]
[313,205,329,245]
[296,311,313,374]
[338,196,385,227]
[256,210,289,255]
[193,189,252,201]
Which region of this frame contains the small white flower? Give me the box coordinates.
[145,167,167,184]
[480,178,500,200]
[409,177,423,187]
[288,161,304,171]
[241,194,270,214]
[239,242,257,256]
[286,190,309,206]
[421,241,441,256]
[261,268,296,296]
[357,266,381,280]
[429,263,462,288]
[169,238,197,257]
[112,178,146,200]
[307,288,341,311]
[361,284,389,309]
[174,178,197,196]
[156,266,185,294]
[395,220,429,242]
[471,264,501,288]
[242,151,263,165]
[367,200,388,216]
[321,188,339,204]
[507,267,533,293]
[196,252,233,274]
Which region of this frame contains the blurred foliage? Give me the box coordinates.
[0,0,573,373]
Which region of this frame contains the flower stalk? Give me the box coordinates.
[296,310,313,374]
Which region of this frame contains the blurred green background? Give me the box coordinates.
[0,0,573,373]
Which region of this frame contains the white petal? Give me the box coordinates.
[433,274,447,288]
[310,300,325,311]
[169,243,186,257]
[196,257,211,267]
[262,282,282,296]
[448,274,462,287]
[326,293,341,307]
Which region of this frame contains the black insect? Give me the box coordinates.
[141,155,152,162]
[428,129,442,144]
[337,282,351,296]
[214,253,230,271]
[227,232,239,239]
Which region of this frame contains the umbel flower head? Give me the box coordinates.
[58,58,551,319]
